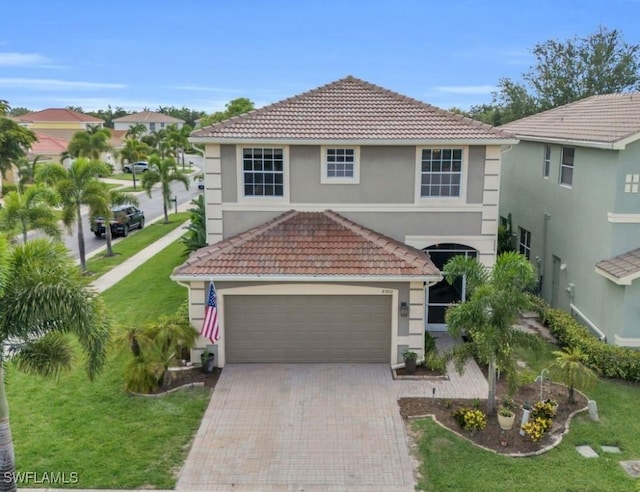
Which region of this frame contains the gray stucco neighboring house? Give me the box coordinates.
[500,93,640,347]
[171,76,517,367]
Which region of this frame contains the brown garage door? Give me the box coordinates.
[225,295,391,363]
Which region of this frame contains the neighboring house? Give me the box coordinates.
[113,111,184,134]
[500,93,640,347]
[15,108,104,137]
[171,76,516,367]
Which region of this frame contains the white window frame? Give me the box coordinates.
[560,146,574,188]
[414,146,468,203]
[236,145,290,203]
[320,146,360,184]
[149,122,156,131]
[518,227,531,260]
[543,144,551,179]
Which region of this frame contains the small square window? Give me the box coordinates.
[321,147,360,184]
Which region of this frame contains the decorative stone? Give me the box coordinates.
[588,400,599,421]
[516,360,527,369]
[576,445,599,458]
[601,446,621,454]
[619,461,640,478]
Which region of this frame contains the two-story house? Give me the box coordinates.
[171,76,516,366]
[500,94,640,347]
[113,110,185,134]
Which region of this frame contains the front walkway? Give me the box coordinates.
[176,352,487,492]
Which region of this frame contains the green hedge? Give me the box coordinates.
[544,308,640,382]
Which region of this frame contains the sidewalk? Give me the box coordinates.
[87,196,194,293]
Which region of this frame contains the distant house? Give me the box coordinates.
[500,93,640,347]
[15,108,104,141]
[171,76,516,367]
[113,111,184,134]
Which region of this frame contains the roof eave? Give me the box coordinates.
[512,134,619,150]
[188,136,518,146]
[171,273,443,283]
[594,266,637,285]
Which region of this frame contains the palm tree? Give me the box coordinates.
[0,185,61,243]
[165,124,192,169]
[444,251,540,414]
[118,138,150,190]
[141,128,167,151]
[36,158,110,272]
[550,347,598,404]
[100,188,140,257]
[142,156,189,223]
[0,109,37,178]
[14,154,45,191]
[181,194,206,255]
[0,237,110,492]
[125,123,147,140]
[67,127,112,160]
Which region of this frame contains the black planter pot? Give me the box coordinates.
[200,352,216,374]
[404,357,417,374]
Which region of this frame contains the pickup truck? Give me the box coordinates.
[91,205,145,238]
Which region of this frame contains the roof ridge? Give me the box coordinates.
[191,75,513,139]
[323,209,434,270]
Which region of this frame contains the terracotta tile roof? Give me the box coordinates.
[113,111,184,124]
[191,76,514,142]
[109,129,128,147]
[30,132,69,155]
[501,93,640,147]
[16,108,103,123]
[173,210,441,278]
[596,247,640,284]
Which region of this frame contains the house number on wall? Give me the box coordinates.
[381,289,393,294]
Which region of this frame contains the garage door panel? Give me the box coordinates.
[225,294,391,363]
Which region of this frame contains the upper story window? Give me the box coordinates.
[160,122,165,128]
[560,146,574,187]
[242,147,284,196]
[518,227,531,260]
[321,147,360,184]
[543,144,551,178]
[420,148,462,197]
[149,122,156,131]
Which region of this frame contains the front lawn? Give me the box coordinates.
[85,212,189,279]
[413,344,640,491]
[8,239,209,489]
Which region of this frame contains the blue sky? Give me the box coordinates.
[1,0,639,114]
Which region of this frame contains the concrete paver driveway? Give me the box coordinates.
[177,364,418,492]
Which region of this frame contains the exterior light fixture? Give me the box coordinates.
[400,302,409,317]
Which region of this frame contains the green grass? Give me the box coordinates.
[85,212,189,278]
[413,344,640,491]
[7,235,209,489]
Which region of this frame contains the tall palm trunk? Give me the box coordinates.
[0,366,17,492]
[487,358,497,415]
[132,169,137,191]
[163,201,169,224]
[105,216,114,257]
[76,205,87,272]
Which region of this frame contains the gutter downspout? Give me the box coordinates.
[540,213,551,294]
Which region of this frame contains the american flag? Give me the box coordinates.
[201,282,220,343]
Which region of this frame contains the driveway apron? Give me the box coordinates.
[176,361,487,491]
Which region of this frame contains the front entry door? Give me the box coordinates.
[424,244,477,331]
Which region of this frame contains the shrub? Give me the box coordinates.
[545,308,640,382]
[531,400,557,420]
[530,297,640,383]
[2,184,17,195]
[522,416,552,442]
[452,407,487,432]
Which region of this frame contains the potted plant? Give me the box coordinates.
[403,351,418,375]
[498,398,516,430]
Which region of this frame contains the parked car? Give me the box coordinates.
[91,205,145,238]
[122,161,149,173]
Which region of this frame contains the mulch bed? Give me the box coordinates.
[150,366,222,394]
[399,378,589,455]
[395,365,447,378]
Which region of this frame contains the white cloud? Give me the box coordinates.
[433,85,496,95]
[0,52,51,66]
[0,78,126,91]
